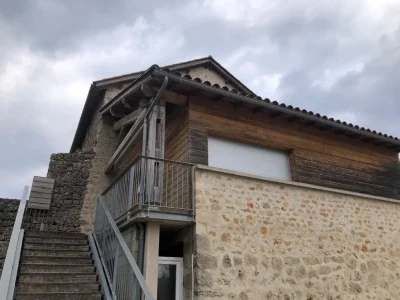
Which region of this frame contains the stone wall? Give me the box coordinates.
[38,150,94,232]
[0,198,19,275]
[79,88,121,232]
[194,167,400,300]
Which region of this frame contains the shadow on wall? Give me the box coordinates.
[377,162,400,199]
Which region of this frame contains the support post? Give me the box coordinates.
[143,223,160,298]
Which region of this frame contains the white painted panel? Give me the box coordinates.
[208,137,291,181]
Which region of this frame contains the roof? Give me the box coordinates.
[93,56,255,95]
[70,57,400,152]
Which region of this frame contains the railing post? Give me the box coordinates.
[0,186,29,300]
[111,243,120,299]
[139,157,146,208]
[128,165,135,209]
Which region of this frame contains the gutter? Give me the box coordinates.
[151,70,400,148]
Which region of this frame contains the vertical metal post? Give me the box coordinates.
[112,243,120,299]
[128,165,135,210]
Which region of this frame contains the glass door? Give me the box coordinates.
[157,257,183,300]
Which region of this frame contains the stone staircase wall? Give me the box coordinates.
[0,198,19,276]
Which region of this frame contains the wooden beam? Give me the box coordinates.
[106,109,146,173]
[161,90,188,105]
[110,107,125,118]
[113,107,144,131]
[141,84,156,98]
[252,107,263,114]
[122,97,134,109]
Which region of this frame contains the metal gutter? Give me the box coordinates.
[151,70,400,148]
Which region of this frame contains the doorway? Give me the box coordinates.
[157,257,183,300]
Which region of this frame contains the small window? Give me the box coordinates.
[208,136,291,181]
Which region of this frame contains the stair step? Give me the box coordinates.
[19,273,98,283]
[21,256,93,265]
[25,231,87,239]
[15,292,102,300]
[23,242,90,251]
[19,263,95,274]
[25,237,88,245]
[17,282,100,293]
[23,249,91,258]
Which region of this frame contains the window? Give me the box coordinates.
[208,136,291,181]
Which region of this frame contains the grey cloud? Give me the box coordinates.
[1,0,399,198]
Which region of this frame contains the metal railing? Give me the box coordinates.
[93,195,154,300]
[0,186,29,300]
[103,156,194,220]
[22,208,50,231]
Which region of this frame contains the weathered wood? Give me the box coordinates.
[110,106,125,118]
[106,109,146,173]
[186,96,399,199]
[114,107,144,131]
[141,84,156,98]
[28,176,54,210]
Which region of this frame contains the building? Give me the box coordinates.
[1,56,400,300]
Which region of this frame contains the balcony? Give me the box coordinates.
[102,156,195,229]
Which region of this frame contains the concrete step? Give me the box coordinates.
[21,255,93,265]
[15,292,102,300]
[23,242,90,251]
[19,273,98,283]
[19,263,95,274]
[23,249,92,258]
[24,237,88,245]
[25,231,87,239]
[17,282,100,293]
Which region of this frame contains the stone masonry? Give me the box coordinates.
[0,198,19,275]
[194,167,400,300]
[41,150,94,232]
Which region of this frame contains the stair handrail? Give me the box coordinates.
[0,186,29,300]
[93,195,155,300]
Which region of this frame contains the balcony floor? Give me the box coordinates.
[115,205,194,230]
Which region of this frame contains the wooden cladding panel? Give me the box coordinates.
[187,97,399,199]
[165,105,189,162]
[28,176,55,210]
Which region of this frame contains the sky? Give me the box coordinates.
[0,0,399,198]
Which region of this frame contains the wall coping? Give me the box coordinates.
[196,165,400,205]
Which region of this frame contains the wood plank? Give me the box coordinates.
[30,187,53,194]
[189,97,396,163]
[33,177,55,184]
[32,182,54,189]
[106,108,146,172]
[114,107,144,131]
[27,202,50,210]
[29,192,52,200]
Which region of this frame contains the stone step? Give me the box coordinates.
[19,263,95,274]
[23,242,90,251]
[15,292,102,300]
[25,237,88,245]
[17,282,100,293]
[19,273,98,283]
[25,231,87,239]
[21,255,93,265]
[23,249,92,258]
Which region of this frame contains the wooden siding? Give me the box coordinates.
[187,96,399,199]
[165,105,190,162]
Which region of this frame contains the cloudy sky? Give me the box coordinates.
[1,0,399,198]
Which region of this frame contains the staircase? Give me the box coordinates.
[15,231,102,300]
